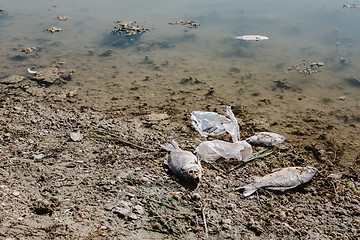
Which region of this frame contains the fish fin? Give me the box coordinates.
[160,140,180,151]
[163,154,169,166]
[236,185,257,197]
[265,185,298,192]
[271,168,282,173]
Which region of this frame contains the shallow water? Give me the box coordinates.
[1,1,359,147]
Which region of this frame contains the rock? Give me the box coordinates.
[226,203,236,210]
[113,207,131,218]
[32,67,61,83]
[139,176,150,183]
[70,131,83,142]
[128,213,138,220]
[222,219,232,225]
[12,191,20,196]
[191,193,201,201]
[32,154,45,160]
[133,205,144,215]
[327,174,342,179]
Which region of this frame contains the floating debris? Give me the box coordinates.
[27,68,37,74]
[246,132,286,147]
[288,60,325,76]
[161,140,202,185]
[43,27,62,33]
[169,20,200,28]
[343,3,360,8]
[112,21,149,36]
[56,16,70,21]
[233,35,269,41]
[236,166,318,197]
[20,47,38,54]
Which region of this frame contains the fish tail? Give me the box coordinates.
[160,140,180,151]
[236,185,257,197]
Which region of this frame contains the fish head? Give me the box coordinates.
[182,163,202,183]
[302,166,318,178]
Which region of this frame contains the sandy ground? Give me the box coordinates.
[0,62,359,240]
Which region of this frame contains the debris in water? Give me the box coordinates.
[43,27,62,33]
[161,140,202,185]
[236,166,318,197]
[57,16,70,21]
[169,20,200,28]
[112,21,149,36]
[20,47,38,54]
[233,35,269,41]
[343,3,360,8]
[288,60,325,76]
[27,68,37,74]
[246,132,286,147]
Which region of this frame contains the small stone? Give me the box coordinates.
[338,96,346,101]
[12,191,20,196]
[226,203,236,210]
[113,207,131,218]
[28,139,34,144]
[222,219,232,225]
[128,213,138,220]
[139,177,150,183]
[133,205,144,215]
[33,154,45,160]
[70,131,83,142]
[328,174,342,179]
[191,193,201,201]
[120,200,133,208]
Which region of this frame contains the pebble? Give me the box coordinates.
[32,154,45,160]
[128,213,138,220]
[327,174,342,179]
[133,205,144,215]
[222,219,232,225]
[113,207,131,218]
[226,203,236,210]
[191,193,201,201]
[139,177,150,183]
[12,191,20,196]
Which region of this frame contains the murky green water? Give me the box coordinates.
[1,0,359,132]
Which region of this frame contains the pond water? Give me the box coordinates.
[1,0,359,155]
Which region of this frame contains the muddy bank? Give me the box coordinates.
[0,72,359,239]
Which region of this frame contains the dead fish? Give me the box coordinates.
[236,166,318,197]
[246,132,285,146]
[161,140,202,184]
[233,35,269,41]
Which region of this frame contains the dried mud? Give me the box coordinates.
[0,68,359,240]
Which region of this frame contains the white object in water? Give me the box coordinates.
[233,35,269,41]
[27,68,37,74]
